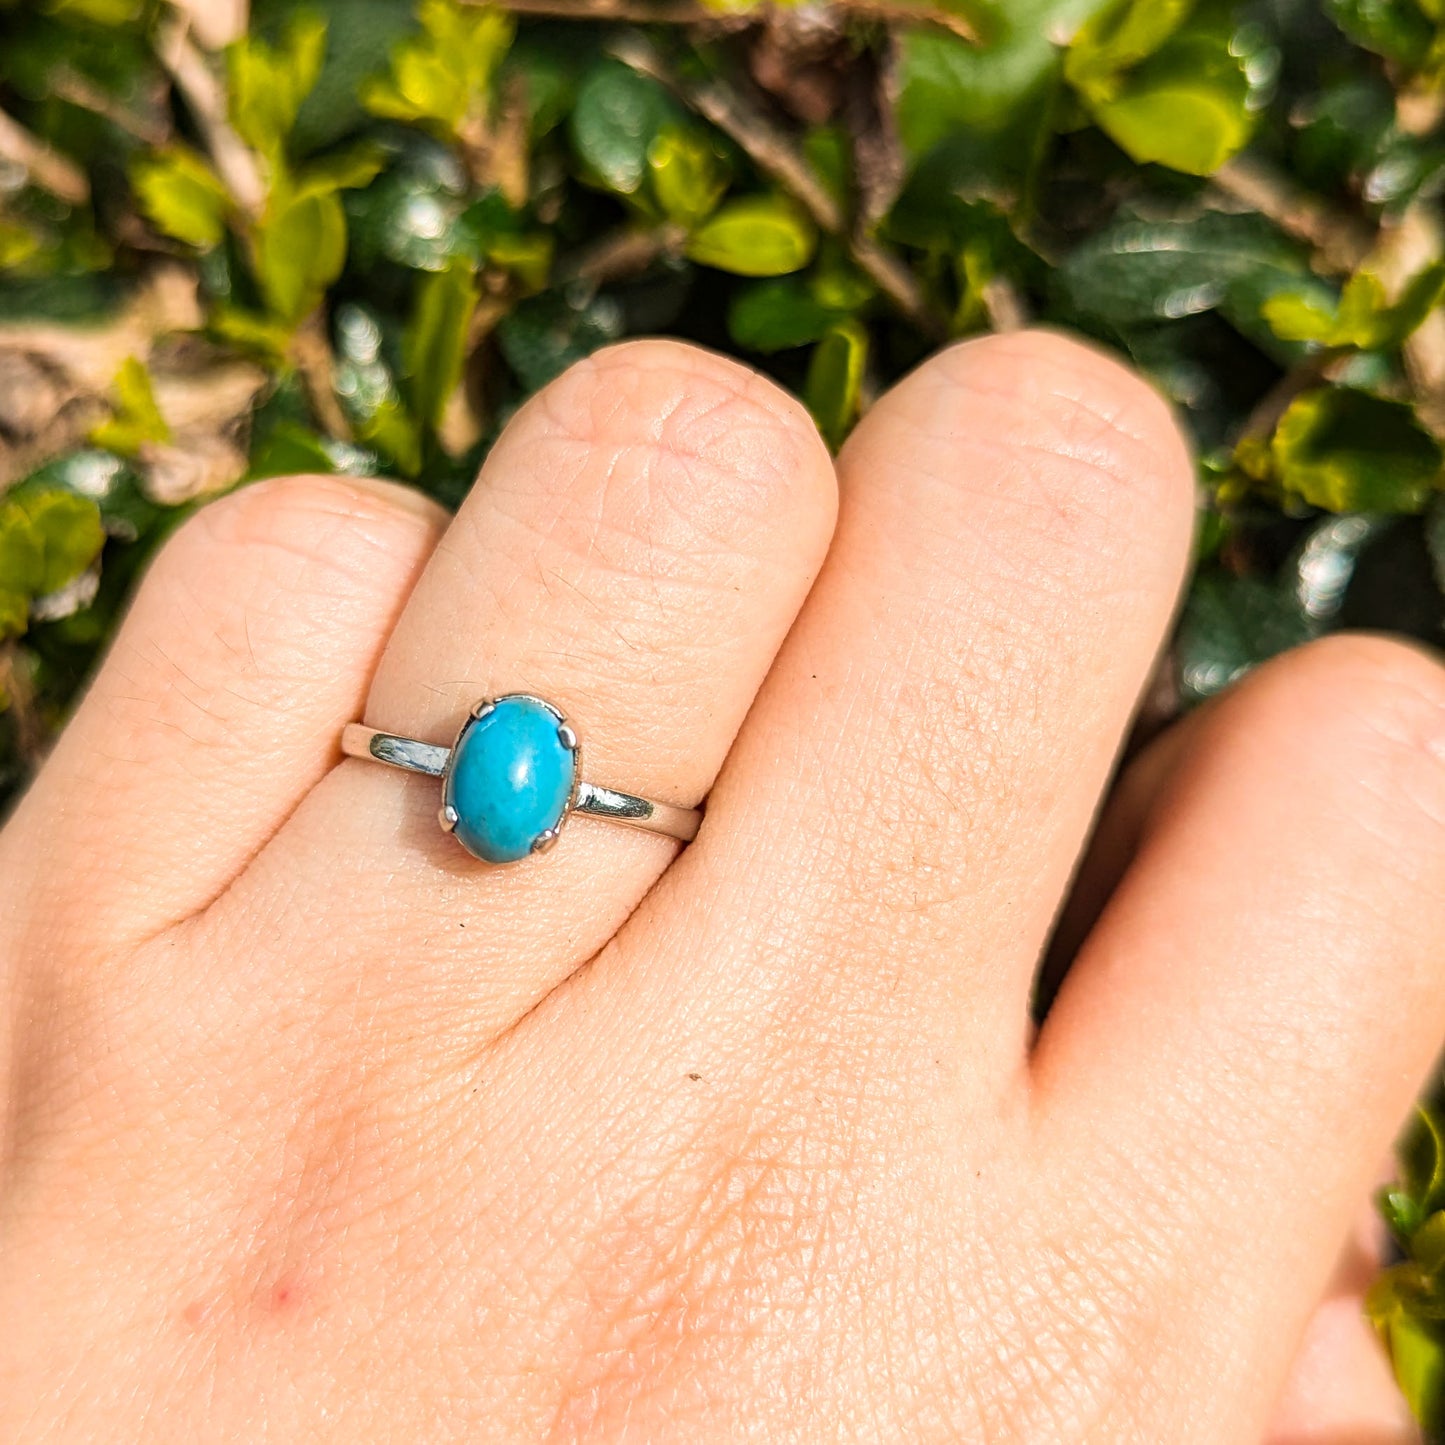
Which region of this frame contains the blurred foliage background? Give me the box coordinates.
[4,0,1445,1427]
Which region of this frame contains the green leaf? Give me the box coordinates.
[647,126,728,228]
[893,26,1061,204]
[129,146,231,249]
[1402,1106,1445,1219]
[254,188,348,326]
[1264,263,1445,349]
[210,306,296,360]
[686,196,817,277]
[569,60,680,197]
[1327,0,1436,64]
[1272,387,1444,514]
[332,302,423,474]
[0,490,105,606]
[506,39,576,138]
[1064,0,1196,94]
[228,10,329,167]
[1381,260,1445,343]
[0,590,28,640]
[290,143,387,201]
[805,323,868,451]
[360,0,514,136]
[247,423,339,481]
[402,257,479,432]
[1384,1308,1445,1435]
[43,0,144,23]
[496,291,625,392]
[1416,1211,1445,1276]
[1074,3,1261,176]
[1260,291,1344,346]
[0,219,43,271]
[343,136,471,272]
[1055,209,1316,336]
[89,356,171,457]
[358,397,423,478]
[728,278,850,352]
[482,230,552,291]
[1175,570,1316,704]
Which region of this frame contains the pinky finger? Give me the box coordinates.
[1,474,443,953]
[1266,1202,1419,1445]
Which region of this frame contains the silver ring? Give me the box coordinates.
[341,693,701,865]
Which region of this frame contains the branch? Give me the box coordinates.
[555,223,686,287]
[291,317,353,444]
[488,0,979,41]
[1238,351,1341,449]
[50,66,170,147]
[1212,156,1372,276]
[610,34,948,340]
[0,643,43,769]
[0,107,89,206]
[156,14,266,217]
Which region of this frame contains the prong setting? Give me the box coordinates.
[531,827,560,854]
[557,722,578,751]
[439,803,460,833]
[470,699,496,721]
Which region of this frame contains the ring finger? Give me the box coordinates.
[185,340,836,1039]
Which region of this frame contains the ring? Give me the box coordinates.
[341,693,702,865]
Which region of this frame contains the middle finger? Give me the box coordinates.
[586,331,1196,1093]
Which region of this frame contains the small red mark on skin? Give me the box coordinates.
[181,1301,207,1328]
[268,1278,303,1315]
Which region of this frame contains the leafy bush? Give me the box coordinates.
[3,0,1445,1426]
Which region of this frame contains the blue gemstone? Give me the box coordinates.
[444,696,577,864]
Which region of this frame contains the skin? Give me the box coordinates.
[0,331,1436,1442]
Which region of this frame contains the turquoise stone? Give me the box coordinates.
[444,696,577,864]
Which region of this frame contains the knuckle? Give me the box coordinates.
[514,339,835,557]
[870,330,1194,566]
[1257,634,1445,833]
[166,474,443,588]
[964,330,1190,511]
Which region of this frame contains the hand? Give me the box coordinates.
[0,333,1434,1442]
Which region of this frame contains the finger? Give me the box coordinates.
[1266,1204,1417,1445]
[1036,635,1445,1439]
[194,341,836,1036]
[1038,709,1201,1013]
[578,331,1195,1084]
[0,475,444,952]
[1267,1297,1418,1445]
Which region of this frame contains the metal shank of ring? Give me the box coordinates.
[340,724,702,844]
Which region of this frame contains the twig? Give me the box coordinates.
[494,0,721,19]
[487,0,979,40]
[0,107,89,206]
[156,14,266,217]
[291,318,353,444]
[610,34,947,340]
[50,66,171,147]
[1383,204,1445,438]
[837,0,980,42]
[1237,348,1341,447]
[981,275,1029,333]
[555,223,686,287]
[0,397,110,493]
[0,643,44,769]
[1212,156,1371,276]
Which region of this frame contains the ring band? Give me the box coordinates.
[341,694,701,865]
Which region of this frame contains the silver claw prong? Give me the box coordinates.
[470,699,496,721]
[557,722,578,750]
[439,804,459,833]
[531,827,560,855]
